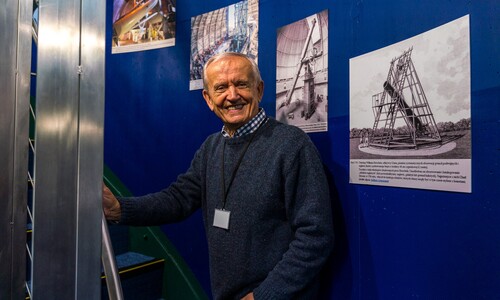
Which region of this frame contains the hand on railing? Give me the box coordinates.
[103,183,121,222]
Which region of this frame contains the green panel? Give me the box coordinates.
[103,165,208,300]
[129,227,209,300]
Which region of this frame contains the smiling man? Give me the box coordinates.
[202,53,263,137]
[103,52,334,300]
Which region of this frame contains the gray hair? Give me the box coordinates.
[202,52,262,91]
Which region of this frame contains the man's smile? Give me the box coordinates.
[225,103,246,110]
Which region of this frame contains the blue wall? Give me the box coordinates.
[104,0,500,298]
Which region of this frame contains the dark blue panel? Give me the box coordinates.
[104,0,500,299]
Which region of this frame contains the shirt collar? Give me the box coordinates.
[221,108,267,138]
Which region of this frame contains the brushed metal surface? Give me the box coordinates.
[0,1,18,295]
[76,0,106,297]
[0,0,32,298]
[31,0,105,297]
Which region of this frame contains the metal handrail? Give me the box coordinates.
[101,212,124,300]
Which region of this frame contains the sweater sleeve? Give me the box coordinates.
[117,146,205,226]
[253,139,335,299]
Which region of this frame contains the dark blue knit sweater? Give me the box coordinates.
[118,118,334,300]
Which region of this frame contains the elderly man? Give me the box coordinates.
[103,52,334,300]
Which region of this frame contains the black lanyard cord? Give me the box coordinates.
[220,119,267,210]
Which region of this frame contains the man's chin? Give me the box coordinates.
[223,114,247,124]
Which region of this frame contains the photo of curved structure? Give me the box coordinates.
[189,0,259,90]
[276,10,328,133]
[112,0,176,54]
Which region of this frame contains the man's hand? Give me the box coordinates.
[241,292,254,300]
[103,183,121,221]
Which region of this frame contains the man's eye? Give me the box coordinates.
[236,82,249,88]
[214,86,226,92]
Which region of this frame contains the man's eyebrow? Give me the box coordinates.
[212,82,228,90]
[233,78,250,84]
[213,81,227,86]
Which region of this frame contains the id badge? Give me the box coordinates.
[213,209,231,230]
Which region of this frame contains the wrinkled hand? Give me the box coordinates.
[241,292,254,300]
[103,183,121,221]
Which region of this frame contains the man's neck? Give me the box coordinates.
[224,125,238,138]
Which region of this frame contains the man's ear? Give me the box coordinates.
[202,90,214,111]
[257,80,264,102]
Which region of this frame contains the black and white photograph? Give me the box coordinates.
[112,0,176,54]
[189,0,259,90]
[275,10,328,133]
[349,15,471,193]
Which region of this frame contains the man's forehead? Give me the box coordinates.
[208,56,250,72]
[207,59,253,82]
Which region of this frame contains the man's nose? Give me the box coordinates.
[226,86,239,100]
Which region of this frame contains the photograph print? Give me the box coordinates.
[349,15,471,193]
[112,0,176,54]
[275,10,329,133]
[189,0,259,90]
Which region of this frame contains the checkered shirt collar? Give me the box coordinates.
[221,108,267,138]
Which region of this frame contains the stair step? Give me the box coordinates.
[101,251,165,300]
[109,251,165,277]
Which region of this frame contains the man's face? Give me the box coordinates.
[202,56,264,135]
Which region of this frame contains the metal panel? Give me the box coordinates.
[13,1,33,298]
[0,2,18,296]
[31,0,105,297]
[0,0,32,298]
[32,0,81,296]
[76,0,106,297]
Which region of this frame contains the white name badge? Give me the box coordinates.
[213,209,231,230]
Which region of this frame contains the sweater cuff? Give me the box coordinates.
[253,285,284,300]
[117,197,137,225]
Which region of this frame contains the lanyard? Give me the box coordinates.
[220,119,267,210]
